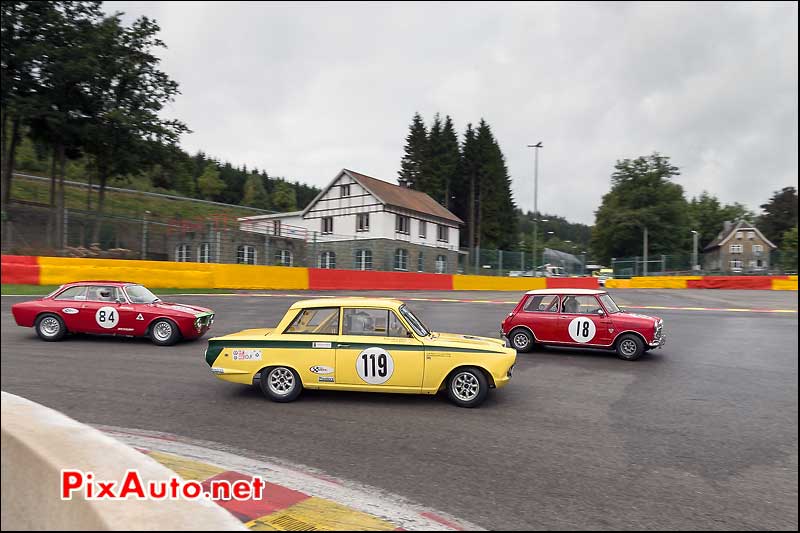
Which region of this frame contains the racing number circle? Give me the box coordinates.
[95,306,119,329]
[568,316,596,343]
[356,347,394,385]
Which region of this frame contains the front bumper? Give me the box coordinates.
[649,334,666,349]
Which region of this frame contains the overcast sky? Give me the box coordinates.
[104,1,798,225]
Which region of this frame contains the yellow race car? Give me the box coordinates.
[205,298,517,407]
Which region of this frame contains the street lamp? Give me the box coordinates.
[691,230,699,272]
[527,142,543,269]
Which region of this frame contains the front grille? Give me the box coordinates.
[654,322,663,340]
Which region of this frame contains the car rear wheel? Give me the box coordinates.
[260,366,303,402]
[149,318,180,346]
[447,367,489,408]
[35,313,66,341]
[616,333,645,361]
[509,328,533,352]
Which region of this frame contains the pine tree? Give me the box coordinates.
[397,112,427,189]
[439,116,460,210]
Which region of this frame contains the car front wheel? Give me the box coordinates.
[447,367,489,408]
[35,313,66,341]
[509,328,533,353]
[149,318,180,346]
[616,333,645,361]
[260,366,303,403]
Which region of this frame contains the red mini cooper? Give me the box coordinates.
[501,289,665,360]
[11,281,214,346]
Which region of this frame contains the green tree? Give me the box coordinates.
[757,187,798,248]
[688,192,755,249]
[397,112,427,189]
[271,180,297,212]
[474,119,517,250]
[779,226,797,272]
[197,163,225,199]
[591,153,689,263]
[242,173,270,209]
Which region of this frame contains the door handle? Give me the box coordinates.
[337,344,350,348]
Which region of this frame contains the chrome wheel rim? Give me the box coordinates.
[452,372,480,402]
[40,317,60,337]
[154,321,172,341]
[268,368,295,396]
[513,332,529,349]
[620,339,638,357]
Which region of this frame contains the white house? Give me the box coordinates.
[238,169,463,273]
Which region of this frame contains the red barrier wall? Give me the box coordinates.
[0,255,40,285]
[686,276,780,290]
[308,269,453,291]
[545,277,600,289]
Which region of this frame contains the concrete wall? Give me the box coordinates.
[1,392,245,531]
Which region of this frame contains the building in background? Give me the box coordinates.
[703,220,777,273]
[237,169,462,273]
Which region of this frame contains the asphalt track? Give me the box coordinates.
[1,289,797,530]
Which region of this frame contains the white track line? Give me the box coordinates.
[98,425,482,531]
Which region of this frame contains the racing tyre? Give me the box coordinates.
[149,318,180,346]
[616,333,645,361]
[447,367,489,408]
[260,366,303,403]
[509,328,533,353]
[35,313,66,341]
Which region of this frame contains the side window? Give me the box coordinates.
[284,307,339,335]
[85,286,117,303]
[523,295,560,312]
[388,311,411,338]
[54,286,88,301]
[343,308,389,336]
[562,295,602,314]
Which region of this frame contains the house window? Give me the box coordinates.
[355,249,372,270]
[752,244,763,255]
[436,255,447,274]
[419,221,427,238]
[396,215,410,234]
[394,249,408,271]
[276,249,293,267]
[437,224,449,242]
[237,245,257,265]
[175,244,191,262]
[735,231,743,239]
[341,184,351,197]
[321,217,334,234]
[319,251,336,269]
[747,231,755,239]
[356,213,370,232]
[729,244,743,254]
[417,252,424,272]
[273,220,281,236]
[729,259,743,270]
[198,243,211,263]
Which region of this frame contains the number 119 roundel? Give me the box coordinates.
[501,289,665,361]
[11,281,215,346]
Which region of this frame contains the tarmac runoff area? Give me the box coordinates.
[1,288,797,530]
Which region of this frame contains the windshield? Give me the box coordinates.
[399,305,430,337]
[125,284,161,304]
[598,293,620,314]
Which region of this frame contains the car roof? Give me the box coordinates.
[525,288,607,296]
[60,281,135,287]
[289,297,405,309]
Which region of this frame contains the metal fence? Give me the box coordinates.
[610,251,797,278]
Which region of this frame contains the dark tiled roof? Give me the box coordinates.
[344,169,463,224]
[703,220,776,251]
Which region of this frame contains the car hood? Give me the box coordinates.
[427,331,508,353]
[151,301,213,316]
[612,311,660,326]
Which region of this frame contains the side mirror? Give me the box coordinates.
[596,309,605,316]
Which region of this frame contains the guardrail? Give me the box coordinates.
[3,255,796,291]
[1,391,246,531]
